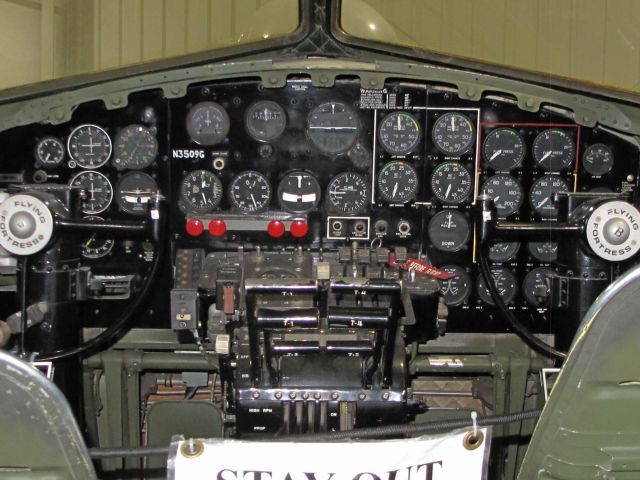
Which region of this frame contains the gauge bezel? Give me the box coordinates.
[427,210,471,252]
[179,169,224,214]
[244,100,287,142]
[377,160,419,204]
[326,171,369,215]
[481,174,524,217]
[377,111,421,155]
[488,241,521,263]
[112,124,159,170]
[81,216,115,259]
[477,266,518,305]
[115,171,159,216]
[482,127,526,171]
[582,143,614,176]
[306,101,359,155]
[432,112,475,156]
[229,171,272,213]
[67,124,112,169]
[35,136,66,167]
[186,101,230,146]
[532,128,575,172]
[277,171,322,214]
[69,170,113,214]
[430,161,472,204]
[527,241,558,263]
[439,265,472,307]
[529,175,569,218]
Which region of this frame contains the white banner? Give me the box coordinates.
[168,428,491,480]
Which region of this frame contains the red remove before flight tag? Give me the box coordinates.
[388,253,454,280]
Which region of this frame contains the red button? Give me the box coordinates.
[290,219,308,238]
[208,219,227,237]
[185,219,204,237]
[267,220,285,238]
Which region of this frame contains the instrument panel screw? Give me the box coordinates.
[382,391,390,401]
[302,392,309,400]
[331,392,339,400]
[358,393,366,400]
[252,391,260,399]
[289,391,297,400]
[275,391,283,400]
[314,392,322,400]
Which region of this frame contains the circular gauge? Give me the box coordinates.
[529,175,569,218]
[229,171,272,213]
[69,171,113,214]
[307,102,359,155]
[482,128,525,171]
[377,161,418,204]
[523,267,555,307]
[115,172,158,215]
[583,144,614,176]
[35,137,65,167]
[430,162,472,204]
[427,210,470,252]
[186,101,230,146]
[326,172,369,214]
[481,175,523,217]
[180,170,223,213]
[439,265,472,307]
[378,112,421,155]
[67,124,112,168]
[488,242,521,263]
[533,129,575,171]
[112,125,158,170]
[432,112,475,156]
[477,266,518,305]
[277,171,321,213]
[245,100,287,142]
[81,217,115,259]
[527,241,558,263]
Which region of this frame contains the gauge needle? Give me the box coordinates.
[493,196,500,203]
[490,150,502,160]
[45,153,51,162]
[251,194,257,209]
[397,115,401,130]
[85,233,95,246]
[540,151,553,162]
[451,115,455,131]
[447,213,452,228]
[537,197,550,208]
[202,193,207,203]
[445,184,452,198]
[392,182,398,198]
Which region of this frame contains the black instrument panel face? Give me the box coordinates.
[0,76,638,332]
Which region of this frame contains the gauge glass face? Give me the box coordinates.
[477,266,518,305]
[488,242,521,263]
[528,241,558,263]
[229,171,272,213]
[427,210,470,252]
[326,172,369,214]
[35,137,65,167]
[307,102,359,155]
[277,171,321,213]
[523,267,555,307]
[81,217,114,259]
[378,112,421,155]
[529,175,569,218]
[180,170,223,213]
[115,172,158,215]
[186,101,230,146]
[432,112,475,155]
[430,162,472,204]
[112,125,158,170]
[377,161,418,204]
[67,124,112,168]
[481,175,523,217]
[245,101,286,142]
[69,171,113,214]
[583,144,614,176]
[482,128,525,171]
[533,129,575,171]
[439,265,472,307]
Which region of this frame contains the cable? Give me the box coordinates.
[18,256,28,358]
[478,249,566,360]
[36,237,166,362]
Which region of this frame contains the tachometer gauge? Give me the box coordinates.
[481,175,523,217]
[307,102,359,155]
[477,266,518,305]
[432,112,475,155]
[533,129,575,171]
[35,137,65,167]
[482,128,525,171]
[326,172,369,214]
[378,112,421,155]
[245,100,286,142]
[377,161,418,204]
[186,101,230,146]
[488,242,520,262]
[439,265,472,306]
[523,267,555,307]
[112,125,158,170]
[81,217,115,259]
[277,171,321,213]
[427,210,470,252]
[430,161,472,204]
[69,171,113,214]
[115,172,158,215]
[67,124,112,168]
[583,144,614,176]
[180,170,223,213]
[528,241,558,262]
[229,171,271,213]
[529,175,569,218]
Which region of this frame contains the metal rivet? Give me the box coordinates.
[314,392,321,400]
[252,391,260,399]
[358,392,366,400]
[289,391,297,400]
[180,439,204,459]
[382,391,390,401]
[269,76,279,85]
[526,99,535,108]
[275,391,283,400]
[331,392,339,400]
